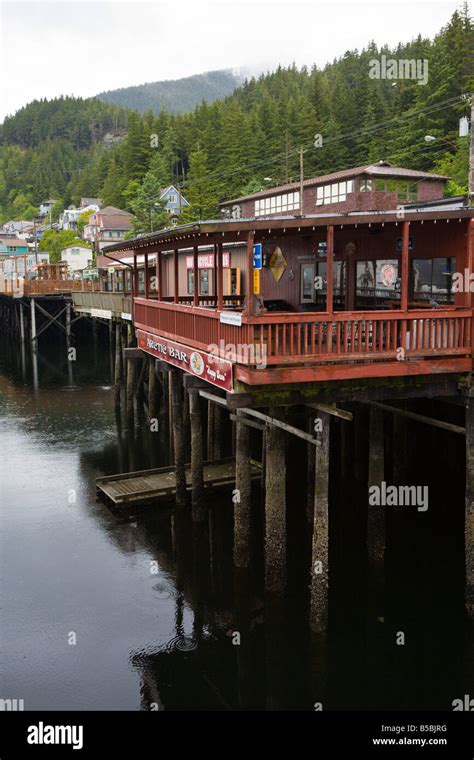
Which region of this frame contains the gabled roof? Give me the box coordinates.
[159,185,190,206]
[99,206,133,217]
[60,244,92,252]
[221,162,449,206]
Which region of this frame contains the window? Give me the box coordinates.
[187,269,194,295]
[254,191,300,216]
[168,195,176,203]
[316,180,354,206]
[301,263,315,302]
[355,260,400,307]
[300,261,345,304]
[359,179,373,192]
[199,269,209,295]
[412,258,454,303]
[377,179,418,201]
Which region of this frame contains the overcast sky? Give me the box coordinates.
[0,0,464,122]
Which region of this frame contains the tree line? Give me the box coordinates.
[0,4,472,232]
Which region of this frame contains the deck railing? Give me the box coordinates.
[0,277,99,297]
[71,290,132,316]
[134,298,473,368]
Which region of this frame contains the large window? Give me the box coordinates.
[300,261,345,304]
[356,260,399,308]
[255,192,300,216]
[316,180,354,206]
[412,258,455,303]
[374,178,418,201]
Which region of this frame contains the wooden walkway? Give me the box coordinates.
[96,458,261,509]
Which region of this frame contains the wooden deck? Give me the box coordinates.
[96,458,261,509]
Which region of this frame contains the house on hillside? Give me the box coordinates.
[60,204,100,231]
[80,197,102,209]
[0,238,29,255]
[39,199,57,217]
[2,220,35,239]
[219,162,448,219]
[83,206,133,250]
[159,185,189,218]
[60,244,93,273]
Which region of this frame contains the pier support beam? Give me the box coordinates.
[265,407,287,597]
[148,357,157,420]
[114,322,122,409]
[466,399,474,619]
[30,298,37,350]
[310,411,330,639]
[66,302,71,345]
[234,410,252,569]
[368,407,386,603]
[19,302,25,343]
[207,401,223,460]
[189,389,205,522]
[125,327,136,424]
[171,370,187,510]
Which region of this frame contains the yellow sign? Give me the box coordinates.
[253,269,260,294]
[269,247,287,282]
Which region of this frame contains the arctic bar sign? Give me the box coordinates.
[137,330,233,392]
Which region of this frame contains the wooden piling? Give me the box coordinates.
[19,302,25,343]
[368,407,386,596]
[264,406,287,597]
[207,400,224,460]
[466,398,474,619]
[310,411,330,638]
[66,302,71,345]
[234,410,252,569]
[171,370,187,510]
[114,321,122,409]
[126,353,135,423]
[148,357,157,420]
[30,298,37,349]
[189,389,205,522]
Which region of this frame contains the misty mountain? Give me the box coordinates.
[95,69,244,114]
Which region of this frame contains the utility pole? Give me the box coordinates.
[298,147,306,215]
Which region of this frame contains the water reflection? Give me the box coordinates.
[0,330,473,711]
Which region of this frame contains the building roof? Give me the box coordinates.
[80,197,102,207]
[221,162,449,206]
[159,185,189,206]
[100,214,133,231]
[60,244,93,252]
[100,206,133,217]
[101,203,474,255]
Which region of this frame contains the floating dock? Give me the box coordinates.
[96,458,261,509]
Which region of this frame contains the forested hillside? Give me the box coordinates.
[96,69,243,114]
[0,4,471,229]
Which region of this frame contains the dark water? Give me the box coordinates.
[1,328,474,711]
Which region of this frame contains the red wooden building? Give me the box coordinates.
[102,200,474,399]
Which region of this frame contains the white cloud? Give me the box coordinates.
[0,0,463,122]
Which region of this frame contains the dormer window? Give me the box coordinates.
[359,179,373,192]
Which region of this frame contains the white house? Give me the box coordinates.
[39,200,57,217]
[60,245,93,273]
[60,205,100,231]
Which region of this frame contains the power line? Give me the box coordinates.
[177,93,467,189]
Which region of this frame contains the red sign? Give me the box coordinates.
[185,252,230,269]
[136,329,233,392]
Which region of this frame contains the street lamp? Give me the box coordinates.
[424,134,459,150]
